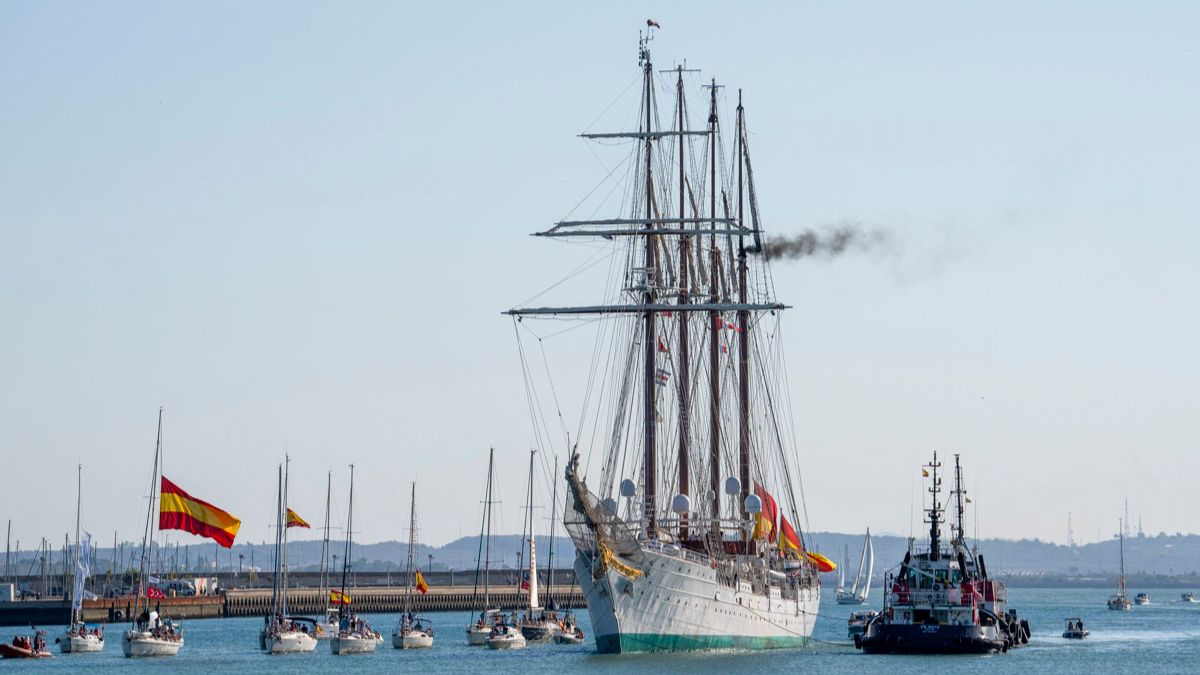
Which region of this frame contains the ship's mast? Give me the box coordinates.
[674,64,692,541]
[735,89,751,523]
[1117,517,1126,596]
[639,35,658,537]
[951,454,967,546]
[925,452,943,561]
[319,471,331,604]
[706,78,721,532]
[405,483,416,614]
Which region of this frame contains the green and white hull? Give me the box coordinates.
[574,544,819,654]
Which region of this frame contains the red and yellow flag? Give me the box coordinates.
[330,589,351,605]
[751,483,778,542]
[805,550,837,573]
[779,514,802,557]
[159,476,241,548]
[415,570,428,595]
[286,508,310,529]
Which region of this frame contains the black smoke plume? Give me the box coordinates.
[761,223,893,261]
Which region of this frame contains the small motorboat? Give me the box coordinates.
[1,632,53,659]
[1182,592,1197,603]
[1134,592,1150,605]
[485,622,527,650]
[1062,617,1089,639]
[554,611,585,645]
[848,610,878,640]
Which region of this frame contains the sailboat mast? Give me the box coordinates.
[484,448,494,609]
[706,79,721,529]
[69,464,82,624]
[282,456,291,617]
[1118,518,1126,595]
[524,449,538,609]
[319,471,331,601]
[675,65,692,541]
[546,455,558,606]
[639,38,658,537]
[339,465,354,621]
[735,90,750,519]
[272,464,282,616]
[405,483,416,614]
[134,408,164,623]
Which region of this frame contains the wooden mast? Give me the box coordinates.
[706,79,721,531]
[675,65,691,540]
[640,37,658,536]
[735,90,751,521]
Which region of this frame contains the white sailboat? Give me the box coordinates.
[836,529,873,605]
[329,464,379,655]
[58,464,104,653]
[507,29,822,653]
[121,409,184,658]
[466,448,501,645]
[1108,518,1132,611]
[518,450,561,643]
[393,483,435,649]
[315,472,338,639]
[260,458,318,654]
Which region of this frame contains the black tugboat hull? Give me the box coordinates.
[858,624,1006,655]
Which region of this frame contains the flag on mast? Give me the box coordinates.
[415,569,429,594]
[285,508,311,529]
[159,476,242,548]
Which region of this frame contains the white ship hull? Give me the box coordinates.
[392,630,433,649]
[329,634,377,654]
[466,626,491,645]
[575,546,819,653]
[58,633,104,653]
[262,630,318,654]
[121,631,182,657]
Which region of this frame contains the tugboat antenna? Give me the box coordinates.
[925,452,942,561]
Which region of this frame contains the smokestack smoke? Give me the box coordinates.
[762,223,893,261]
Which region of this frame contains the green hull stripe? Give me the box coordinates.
[595,632,810,654]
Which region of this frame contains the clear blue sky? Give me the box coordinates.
[2,1,1197,551]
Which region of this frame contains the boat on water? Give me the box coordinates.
[847,610,878,640]
[314,473,339,639]
[1,632,52,659]
[486,620,527,650]
[1134,592,1149,606]
[393,483,435,649]
[517,451,562,643]
[555,612,585,645]
[506,25,822,654]
[1182,592,1196,603]
[58,465,104,654]
[122,409,185,658]
[836,529,874,605]
[260,458,318,654]
[1108,519,1132,611]
[1062,617,1089,639]
[857,453,1030,655]
[329,465,379,655]
[466,448,501,645]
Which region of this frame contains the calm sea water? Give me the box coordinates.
[6,586,1198,673]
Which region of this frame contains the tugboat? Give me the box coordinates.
[1062,618,1089,639]
[856,453,1029,654]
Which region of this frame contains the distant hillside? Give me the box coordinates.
[806,531,1200,577]
[9,531,1199,577]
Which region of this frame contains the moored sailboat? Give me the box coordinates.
[507,26,823,653]
[58,464,104,653]
[466,448,501,645]
[393,483,434,649]
[329,464,379,655]
[260,457,318,654]
[518,450,561,643]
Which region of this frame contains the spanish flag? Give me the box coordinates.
[286,508,311,529]
[159,476,241,548]
[921,468,930,477]
[415,570,429,595]
[330,589,351,605]
[805,550,837,573]
[779,514,802,557]
[751,483,778,542]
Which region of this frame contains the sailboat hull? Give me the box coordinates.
[121,631,182,657]
[59,633,104,653]
[262,630,318,654]
[575,547,818,653]
[466,626,491,645]
[329,634,377,654]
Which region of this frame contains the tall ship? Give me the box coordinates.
[856,453,1030,654]
[507,24,822,653]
